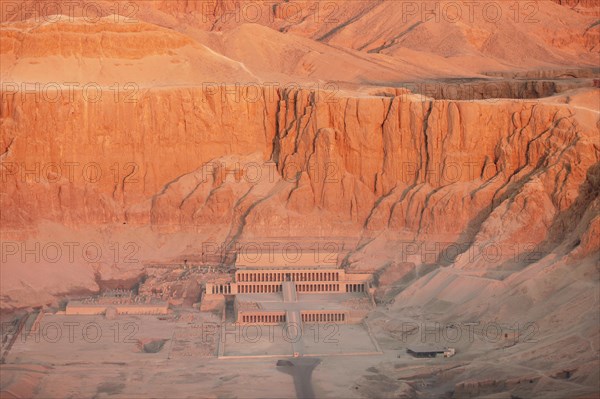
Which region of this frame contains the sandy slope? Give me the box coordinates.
[0,16,258,85]
[1,1,598,85]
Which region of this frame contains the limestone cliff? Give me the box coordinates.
[2,86,598,276]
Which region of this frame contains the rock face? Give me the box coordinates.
[552,0,600,16]
[2,1,599,81]
[0,16,258,85]
[2,85,598,258]
[0,1,598,315]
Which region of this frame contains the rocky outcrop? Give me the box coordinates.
[0,2,598,312]
[404,75,598,100]
[551,0,600,16]
[0,17,194,58]
[2,1,598,76]
[2,86,598,269]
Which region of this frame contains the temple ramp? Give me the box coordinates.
[282,281,297,303]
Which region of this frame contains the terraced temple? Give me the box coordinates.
[205,251,373,325]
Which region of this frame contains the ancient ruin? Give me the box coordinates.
[1,1,599,398]
[65,289,169,315]
[206,251,373,326]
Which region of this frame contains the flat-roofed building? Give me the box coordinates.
[205,250,373,325]
[406,346,456,358]
[206,268,372,295]
[234,250,339,269]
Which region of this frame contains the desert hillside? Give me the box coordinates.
[0,1,599,398]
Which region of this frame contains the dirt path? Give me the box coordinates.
[277,358,321,399]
